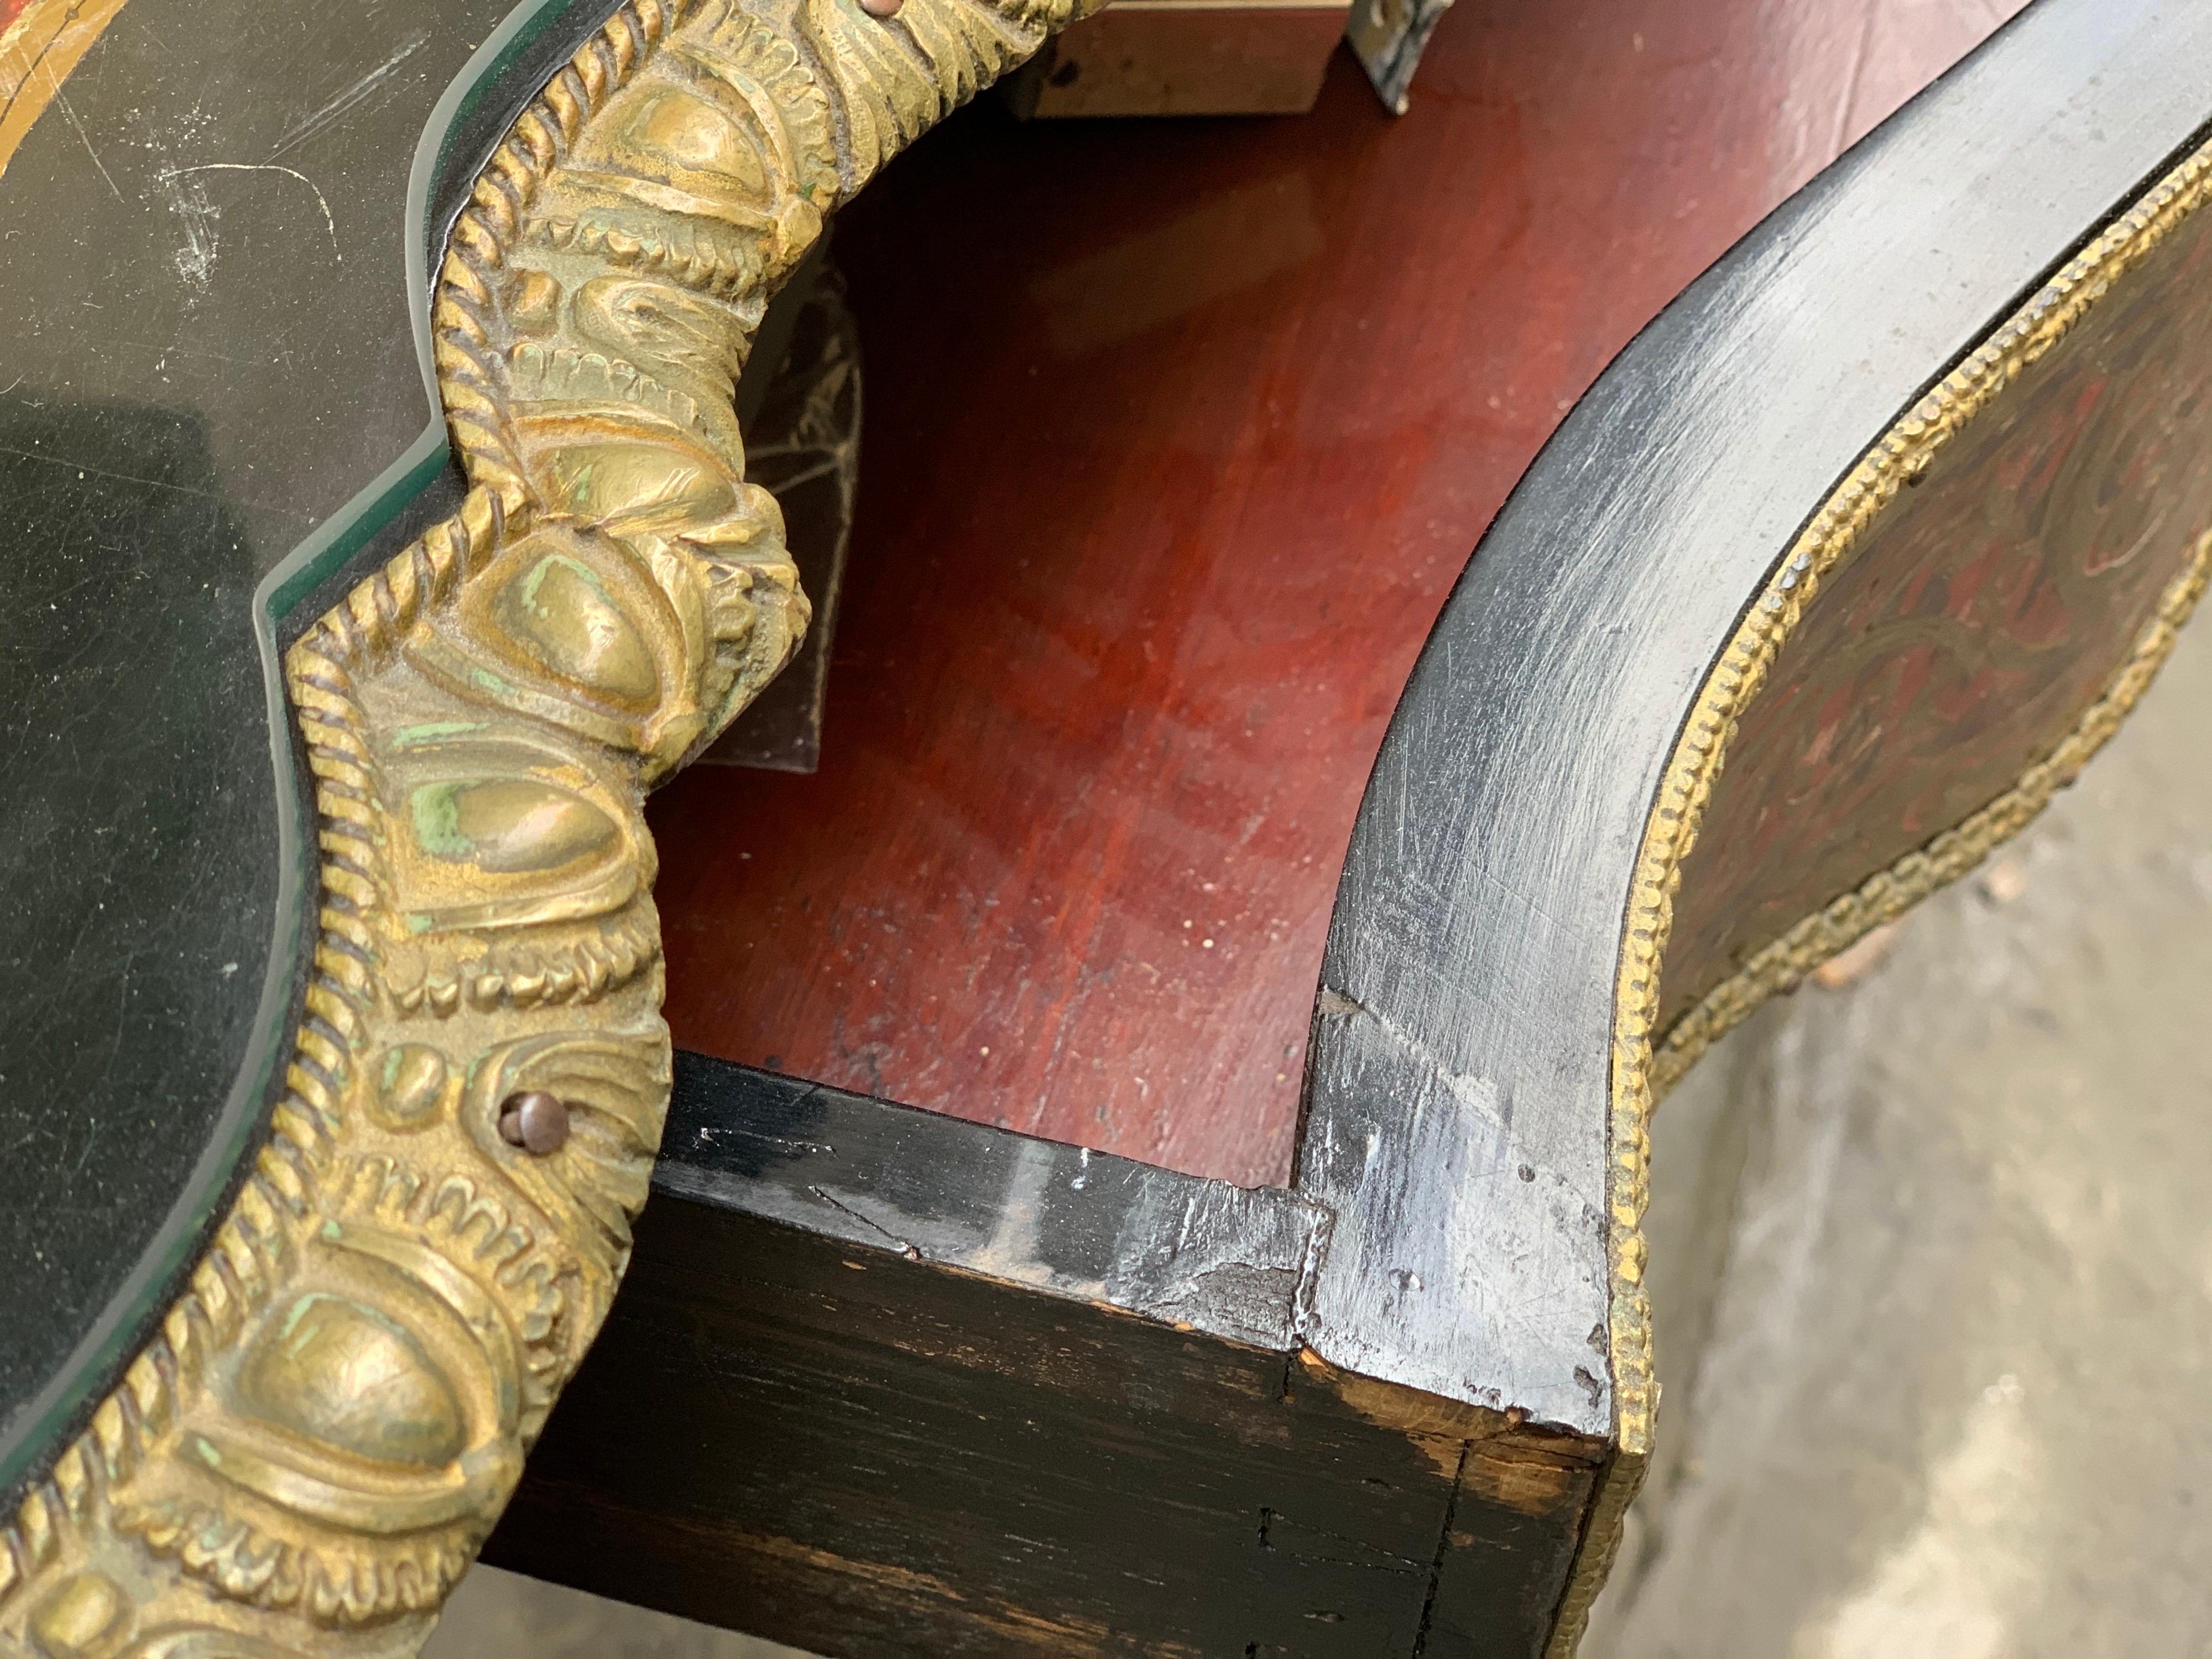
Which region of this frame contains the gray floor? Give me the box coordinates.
[1584,608,2212,1657]
[433,618,2212,1656]
[427,1567,799,1658]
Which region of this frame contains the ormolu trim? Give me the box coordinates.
[1551,132,2212,1659]
[0,0,1084,1652]
[1648,533,2211,1100]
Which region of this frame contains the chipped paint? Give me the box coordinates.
[1300,1349,1605,1511]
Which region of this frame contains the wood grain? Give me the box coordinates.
[1297,0,2203,1452]
[495,8,2212,1651]
[490,1057,1604,1658]
[649,0,2028,1187]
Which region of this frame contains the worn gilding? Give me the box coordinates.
[0,0,1087,1651]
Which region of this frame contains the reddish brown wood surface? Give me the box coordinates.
[651,0,2027,1187]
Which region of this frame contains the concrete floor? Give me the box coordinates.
[432,613,2212,1656]
[1582,605,2212,1657]
[426,1567,797,1658]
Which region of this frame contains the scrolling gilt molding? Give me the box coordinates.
[0,0,1087,1653]
[1545,134,2212,1658]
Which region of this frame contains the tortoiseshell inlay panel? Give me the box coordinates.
[1662,192,2212,1036]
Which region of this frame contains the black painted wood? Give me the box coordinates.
[0,0,888,1512]
[489,1056,1602,1658]
[10,0,2211,1651]
[0,0,947,1537]
[497,2,2212,1653]
[1301,0,2212,1430]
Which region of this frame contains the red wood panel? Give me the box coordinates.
[650,0,2027,1187]
[1664,188,2212,1034]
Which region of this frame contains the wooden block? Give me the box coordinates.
[1004,0,1353,119]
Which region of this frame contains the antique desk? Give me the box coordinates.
[3,0,2209,1656]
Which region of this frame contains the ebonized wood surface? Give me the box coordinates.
[0,0,611,1506]
[1306,0,2212,1428]
[502,3,2212,1652]
[492,1056,1604,1658]
[648,0,2029,1189]
[10,0,2199,1649]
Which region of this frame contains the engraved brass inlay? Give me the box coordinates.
[0,0,1089,1652]
[1552,135,2212,1659]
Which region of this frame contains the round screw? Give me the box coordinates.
[498,1089,572,1155]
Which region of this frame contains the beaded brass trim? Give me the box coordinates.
[1647,534,2212,1101]
[1551,135,2212,1658]
[0,0,1086,1652]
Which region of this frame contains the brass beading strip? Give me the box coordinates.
[1550,129,2212,1659]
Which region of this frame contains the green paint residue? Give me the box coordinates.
[469,666,515,698]
[411,781,475,859]
[0,0,623,1521]
[279,1293,328,1360]
[519,551,610,618]
[394,720,487,748]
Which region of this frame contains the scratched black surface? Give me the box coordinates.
[493,1057,1601,1659]
[503,4,2212,1652]
[1301,0,2212,1443]
[0,0,608,1497]
[12,0,2212,1647]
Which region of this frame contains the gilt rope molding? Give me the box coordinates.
[0,0,1090,1652]
[1545,132,2212,1659]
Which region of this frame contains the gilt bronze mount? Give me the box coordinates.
[0,0,1089,1651]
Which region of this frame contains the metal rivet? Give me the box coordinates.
[498,1089,571,1155]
